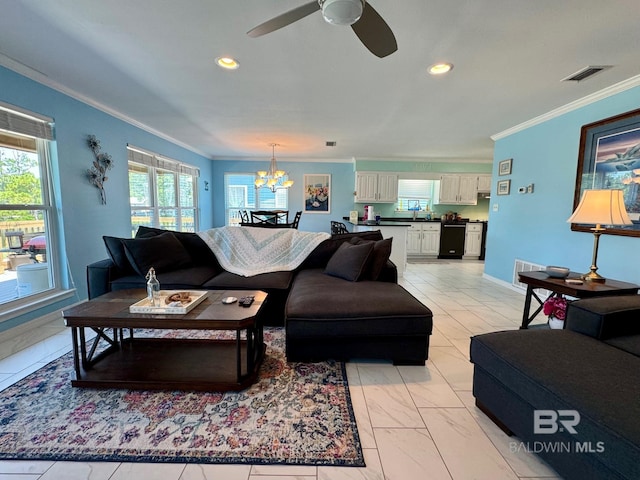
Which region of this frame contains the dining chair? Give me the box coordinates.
[330,221,349,235]
[251,210,289,225]
[290,211,302,229]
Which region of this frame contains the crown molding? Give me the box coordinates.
[212,156,355,163]
[492,74,640,141]
[355,156,492,164]
[0,53,211,159]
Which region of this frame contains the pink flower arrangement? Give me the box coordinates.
[543,295,568,320]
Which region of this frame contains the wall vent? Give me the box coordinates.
[562,65,612,83]
[512,259,550,296]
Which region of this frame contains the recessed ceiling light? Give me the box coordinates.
[215,57,239,70]
[428,63,453,75]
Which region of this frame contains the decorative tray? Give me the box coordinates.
[129,290,209,314]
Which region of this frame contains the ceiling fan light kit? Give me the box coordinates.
[247,0,397,58]
[320,0,364,25]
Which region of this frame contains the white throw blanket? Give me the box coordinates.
[198,226,330,277]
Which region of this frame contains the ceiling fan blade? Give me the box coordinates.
[247,1,321,37]
[351,2,397,58]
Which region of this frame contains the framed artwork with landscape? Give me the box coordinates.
[304,174,330,214]
[573,107,640,237]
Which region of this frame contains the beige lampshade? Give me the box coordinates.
[567,189,632,226]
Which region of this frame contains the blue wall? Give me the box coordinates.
[0,66,213,330]
[211,160,355,233]
[210,160,494,230]
[485,84,640,286]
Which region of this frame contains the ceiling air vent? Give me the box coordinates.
[326,141,337,147]
[562,65,612,83]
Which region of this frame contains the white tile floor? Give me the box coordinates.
[0,261,563,480]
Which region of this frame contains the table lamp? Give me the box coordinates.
[567,189,632,283]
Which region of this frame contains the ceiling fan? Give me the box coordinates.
[247,0,397,58]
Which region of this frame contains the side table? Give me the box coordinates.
[517,271,639,329]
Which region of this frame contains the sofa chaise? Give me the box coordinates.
[470,295,640,480]
[87,226,433,365]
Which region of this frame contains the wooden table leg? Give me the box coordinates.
[71,327,81,380]
[236,330,242,382]
[520,285,534,329]
[520,286,546,329]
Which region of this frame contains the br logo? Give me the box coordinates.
[534,410,580,434]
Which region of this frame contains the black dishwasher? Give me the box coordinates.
[438,223,466,259]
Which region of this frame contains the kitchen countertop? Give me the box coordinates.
[344,217,487,225]
[349,221,412,227]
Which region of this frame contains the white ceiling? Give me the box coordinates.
[1,0,639,163]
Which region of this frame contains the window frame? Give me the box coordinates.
[224,172,289,225]
[396,178,435,212]
[127,146,199,234]
[0,102,70,319]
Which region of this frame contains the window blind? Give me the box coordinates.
[0,102,54,140]
[127,145,200,177]
[398,179,434,198]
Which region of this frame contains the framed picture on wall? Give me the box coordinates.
[498,158,512,176]
[497,179,510,195]
[573,107,640,237]
[304,174,331,214]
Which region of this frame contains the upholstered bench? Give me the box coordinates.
[285,268,433,365]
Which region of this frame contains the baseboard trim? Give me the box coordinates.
[0,310,65,361]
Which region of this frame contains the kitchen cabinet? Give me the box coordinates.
[477,175,492,193]
[437,175,478,205]
[352,223,408,274]
[355,172,398,203]
[464,222,483,258]
[407,222,441,256]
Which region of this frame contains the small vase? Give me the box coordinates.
[548,317,564,329]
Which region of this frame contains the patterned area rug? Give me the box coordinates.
[0,328,363,466]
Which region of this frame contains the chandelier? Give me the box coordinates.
[254,143,294,192]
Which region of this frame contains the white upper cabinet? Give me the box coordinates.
[355,172,398,203]
[477,175,492,193]
[437,174,478,205]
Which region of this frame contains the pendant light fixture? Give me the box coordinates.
[255,143,294,192]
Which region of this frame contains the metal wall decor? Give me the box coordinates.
[86,135,113,204]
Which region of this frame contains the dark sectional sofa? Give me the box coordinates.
[470,295,640,480]
[87,226,433,365]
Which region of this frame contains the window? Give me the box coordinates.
[0,103,57,307]
[224,173,288,225]
[396,179,435,212]
[127,146,199,236]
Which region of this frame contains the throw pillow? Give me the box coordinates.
[301,230,384,269]
[136,225,221,269]
[121,232,193,276]
[351,236,393,280]
[324,241,374,282]
[103,236,134,274]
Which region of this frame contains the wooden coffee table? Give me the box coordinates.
[63,289,267,391]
